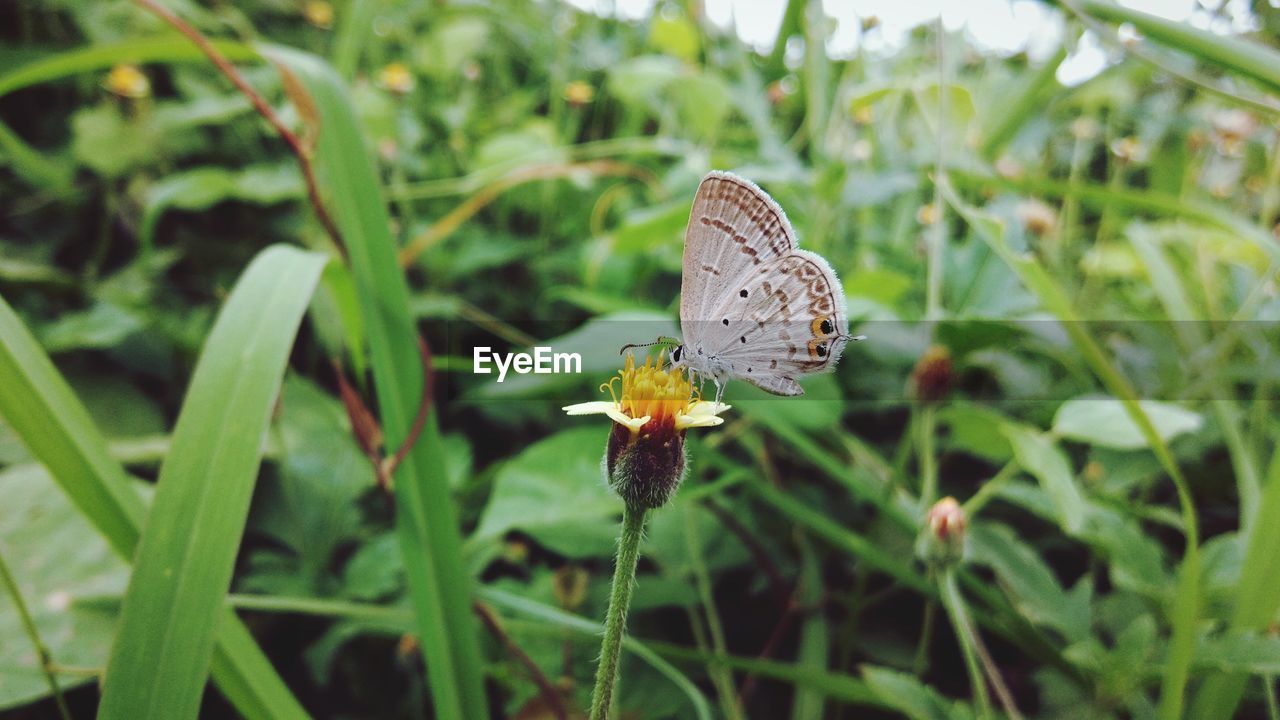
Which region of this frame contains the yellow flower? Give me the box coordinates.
[378,62,415,96]
[304,0,334,29]
[563,80,595,107]
[104,64,150,99]
[562,351,727,434]
[564,352,727,509]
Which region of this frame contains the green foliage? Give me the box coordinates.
[2,0,1279,718]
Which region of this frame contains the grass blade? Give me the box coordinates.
[0,37,257,99]
[265,46,488,719]
[0,292,310,719]
[1190,449,1280,718]
[1070,0,1280,95]
[980,47,1067,159]
[97,245,326,719]
[0,297,146,559]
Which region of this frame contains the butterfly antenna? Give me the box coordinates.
[619,336,682,355]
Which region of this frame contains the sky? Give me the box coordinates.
[562,0,1261,85]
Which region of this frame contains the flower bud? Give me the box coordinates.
[910,344,952,404]
[918,496,967,567]
[605,419,686,510]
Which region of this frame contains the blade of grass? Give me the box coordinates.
[0,36,257,99]
[1191,449,1280,719]
[0,289,310,720]
[980,47,1068,160]
[266,46,488,719]
[1067,0,1280,95]
[949,169,1280,266]
[96,244,325,719]
[0,297,146,559]
[943,182,1201,720]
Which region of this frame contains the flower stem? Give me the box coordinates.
[590,503,648,720]
[940,568,992,719]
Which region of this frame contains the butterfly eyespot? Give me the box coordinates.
[810,316,835,337]
[807,338,829,359]
[740,336,746,344]
[739,289,748,298]
[722,318,729,326]
[746,367,752,373]
[821,319,834,335]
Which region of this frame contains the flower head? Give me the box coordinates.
[563,80,595,107]
[105,64,150,99]
[563,352,727,509]
[378,62,415,96]
[304,0,334,29]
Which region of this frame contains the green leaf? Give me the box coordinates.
[341,533,403,602]
[969,522,1091,644]
[1053,397,1203,451]
[472,427,622,557]
[0,284,310,720]
[1000,423,1087,534]
[269,46,488,720]
[1194,630,1280,676]
[139,164,304,254]
[861,665,959,720]
[98,245,325,720]
[38,302,145,354]
[0,464,131,709]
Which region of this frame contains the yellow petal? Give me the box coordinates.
[562,401,617,416]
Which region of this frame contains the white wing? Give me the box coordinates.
[680,171,798,344]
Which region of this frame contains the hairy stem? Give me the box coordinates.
[590,504,649,720]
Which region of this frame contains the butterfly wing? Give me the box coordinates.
[680,171,798,348]
[701,249,850,396]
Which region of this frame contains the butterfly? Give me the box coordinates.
[665,171,860,405]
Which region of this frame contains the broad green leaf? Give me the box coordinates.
[38,302,145,354]
[0,464,131,709]
[1001,423,1086,533]
[472,427,622,557]
[1053,397,1202,451]
[98,245,325,720]
[139,164,304,253]
[969,522,1091,644]
[861,665,956,720]
[1194,630,1280,675]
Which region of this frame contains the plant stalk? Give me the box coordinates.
[590,504,649,720]
[0,547,72,720]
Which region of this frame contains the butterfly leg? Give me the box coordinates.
[712,379,726,411]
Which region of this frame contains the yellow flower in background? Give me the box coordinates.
[563,80,595,107]
[104,64,150,99]
[564,352,727,509]
[303,0,334,29]
[378,62,415,95]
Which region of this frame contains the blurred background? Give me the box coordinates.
[2,0,1280,718]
